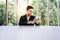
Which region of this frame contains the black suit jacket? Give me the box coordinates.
[19,15,39,26]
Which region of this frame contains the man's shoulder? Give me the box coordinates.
[20,15,35,18]
[21,15,26,18]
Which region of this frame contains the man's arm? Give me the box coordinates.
[19,16,27,25]
[34,17,40,26]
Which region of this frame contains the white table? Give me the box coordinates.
[0,26,60,40]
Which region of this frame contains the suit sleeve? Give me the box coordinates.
[19,16,27,25]
[35,23,40,26]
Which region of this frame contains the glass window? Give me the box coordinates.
[0,0,60,26]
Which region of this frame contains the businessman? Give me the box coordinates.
[19,6,40,26]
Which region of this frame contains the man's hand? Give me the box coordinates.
[34,19,40,24]
[27,21,32,24]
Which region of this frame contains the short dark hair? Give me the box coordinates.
[26,6,33,10]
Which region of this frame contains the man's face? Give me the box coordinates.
[27,9,33,16]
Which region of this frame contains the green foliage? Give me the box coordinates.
[8,3,16,25]
[49,0,58,26]
[32,0,58,26]
[0,1,16,26]
[0,2,6,25]
[31,0,37,16]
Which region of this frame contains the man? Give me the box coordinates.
[19,6,40,26]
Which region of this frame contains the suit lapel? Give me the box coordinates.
[24,15,27,22]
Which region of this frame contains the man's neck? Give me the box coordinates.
[26,14,31,17]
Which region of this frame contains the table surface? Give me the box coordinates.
[0,26,60,40]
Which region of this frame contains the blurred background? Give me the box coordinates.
[0,0,60,26]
